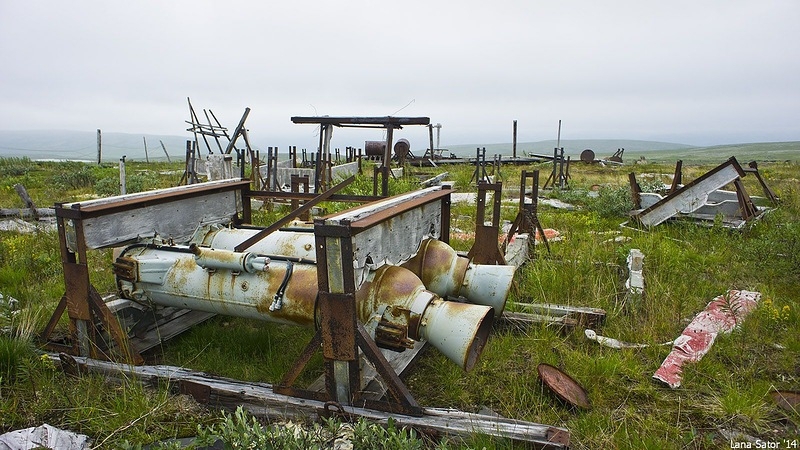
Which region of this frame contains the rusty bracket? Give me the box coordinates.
[629,172,642,210]
[467,182,506,265]
[669,160,683,193]
[744,161,780,205]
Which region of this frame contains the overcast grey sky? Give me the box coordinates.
[1,1,798,150]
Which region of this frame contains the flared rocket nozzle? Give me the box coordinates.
[401,239,515,314]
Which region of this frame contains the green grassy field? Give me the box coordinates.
[0,151,798,449]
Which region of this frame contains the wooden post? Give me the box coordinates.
[556,119,562,150]
[119,156,127,195]
[13,184,38,220]
[428,124,435,158]
[382,126,393,197]
[143,136,149,163]
[513,120,518,159]
[159,140,171,162]
[96,129,102,164]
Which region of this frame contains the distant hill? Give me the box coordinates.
[1,130,797,164]
[447,139,799,163]
[0,130,187,162]
[625,141,800,163]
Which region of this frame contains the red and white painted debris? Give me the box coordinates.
[653,290,761,388]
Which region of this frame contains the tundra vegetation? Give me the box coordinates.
[0,148,798,449]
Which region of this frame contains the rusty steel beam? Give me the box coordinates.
[56,179,250,220]
[291,116,430,128]
[246,190,383,203]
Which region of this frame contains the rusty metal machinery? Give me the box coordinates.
[113,243,494,371]
[44,179,518,418]
[188,226,515,314]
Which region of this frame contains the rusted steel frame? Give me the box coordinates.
[338,188,453,234]
[291,116,430,127]
[319,293,358,360]
[467,182,506,265]
[314,221,359,404]
[239,188,252,225]
[42,300,78,357]
[234,176,354,252]
[669,160,683,193]
[529,170,549,253]
[542,148,558,189]
[290,175,311,221]
[55,180,251,219]
[733,179,758,220]
[354,323,423,416]
[274,330,330,402]
[246,190,383,203]
[49,211,142,363]
[87,285,143,364]
[310,214,424,413]
[744,161,780,205]
[504,170,549,255]
[629,172,642,209]
[41,216,77,346]
[61,214,93,356]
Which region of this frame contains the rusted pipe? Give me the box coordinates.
[189,244,270,273]
[114,245,492,371]
[190,226,514,314]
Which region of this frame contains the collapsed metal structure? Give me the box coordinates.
[629,157,779,228]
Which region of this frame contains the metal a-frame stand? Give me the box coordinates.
[274,187,453,416]
[41,180,252,364]
[467,182,506,265]
[503,170,550,256]
[469,147,489,184]
[290,116,430,196]
[542,148,570,190]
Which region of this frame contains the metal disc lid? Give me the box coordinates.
[537,363,591,410]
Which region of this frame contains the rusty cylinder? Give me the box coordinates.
[114,245,493,371]
[364,140,386,157]
[190,226,514,314]
[400,239,515,314]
